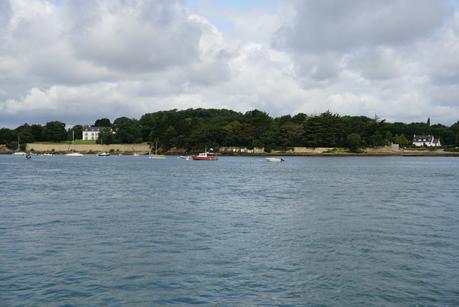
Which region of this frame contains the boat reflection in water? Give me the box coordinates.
[266,157,285,162]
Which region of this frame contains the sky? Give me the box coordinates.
[1,0,459,127]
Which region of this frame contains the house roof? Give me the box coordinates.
[413,135,438,142]
[83,126,104,132]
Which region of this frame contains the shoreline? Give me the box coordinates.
[2,151,459,157]
[1,143,458,157]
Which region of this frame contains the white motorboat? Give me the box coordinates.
[98,152,110,157]
[65,152,84,157]
[266,157,285,162]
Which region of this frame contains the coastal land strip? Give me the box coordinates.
[1,143,458,157]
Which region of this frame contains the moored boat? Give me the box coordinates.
[148,140,166,159]
[65,131,84,157]
[98,152,110,157]
[266,157,284,162]
[12,136,26,156]
[192,151,218,161]
[66,152,84,157]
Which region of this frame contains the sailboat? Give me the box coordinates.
[65,131,84,157]
[149,140,166,159]
[97,137,110,156]
[12,136,26,156]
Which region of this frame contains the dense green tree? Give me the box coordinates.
[303,111,345,147]
[0,128,17,149]
[384,131,393,145]
[98,127,115,144]
[1,109,458,149]
[279,122,303,148]
[94,118,112,127]
[15,124,35,144]
[44,121,67,142]
[67,125,83,141]
[395,134,410,146]
[347,133,362,152]
[113,117,142,143]
[30,124,45,141]
[456,132,459,146]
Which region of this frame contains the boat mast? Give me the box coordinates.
[17,135,20,151]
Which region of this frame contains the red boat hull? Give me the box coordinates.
[192,155,218,160]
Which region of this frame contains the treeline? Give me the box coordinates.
[1,109,459,151]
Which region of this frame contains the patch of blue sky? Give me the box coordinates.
[206,0,280,12]
[187,0,280,12]
[186,0,280,31]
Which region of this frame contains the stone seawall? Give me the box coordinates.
[0,144,12,154]
[26,143,150,154]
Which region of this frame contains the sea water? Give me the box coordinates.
[0,155,458,305]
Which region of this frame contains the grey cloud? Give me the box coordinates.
[345,47,402,80]
[273,0,446,53]
[292,53,341,81]
[65,0,203,73]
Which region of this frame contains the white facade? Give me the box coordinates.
[82,127,102,141]
[412,135,441,147]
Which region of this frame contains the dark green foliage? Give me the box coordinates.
[67,125,83,140]
[98,128,115,144]
[15,124,35,144]
[94,118,111,127]
[0,109,458,149]
[44,121,67,142]
[113,117,142,144]
[0,128,16,146]
[30,124,45,141]
[395,134,410,146]
[347,133,362,152]
[303,111,345,147]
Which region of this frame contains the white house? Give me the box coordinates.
[412,134,441,147]
[82,126,103,141]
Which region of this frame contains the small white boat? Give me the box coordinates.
[98,152,110,157]
[65,152,84,157]
[12,136,25,155]
[66,131,84,157]
[266,157,285,162]
[149,155,166,159]
[148,140,166,159]
[133,153,140,156]
[42,153,54,156]
[179,155,191,160]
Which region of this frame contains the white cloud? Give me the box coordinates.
[0,0,459,127]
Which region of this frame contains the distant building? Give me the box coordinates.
[412,134,441,147]
[82,126,103,141]
[219,146,265,154]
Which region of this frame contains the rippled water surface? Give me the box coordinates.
[1,155,458,305]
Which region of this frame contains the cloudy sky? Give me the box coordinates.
[1,0,459,127]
